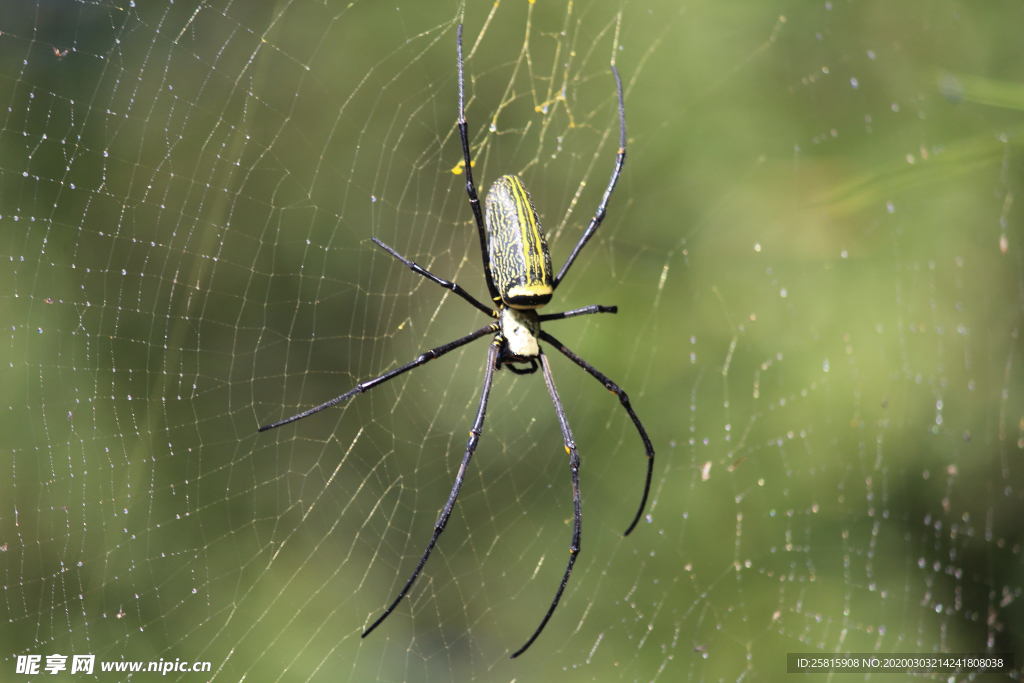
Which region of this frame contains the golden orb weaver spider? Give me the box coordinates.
[259,25,654,658]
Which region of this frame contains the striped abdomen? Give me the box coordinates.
[484,175,553,309]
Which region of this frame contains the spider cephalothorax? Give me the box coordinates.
[259,23,653,659]
[499,306,540,357]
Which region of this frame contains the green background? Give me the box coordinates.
[1,0,1022,680]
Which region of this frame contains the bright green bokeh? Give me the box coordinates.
[1,1,1022,681]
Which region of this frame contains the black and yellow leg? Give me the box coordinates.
[553,64,627,289]
[539,330,653,537]
[258,323,498,432]
[362,340,501,638]
[511,349,582,658]
[372,238,496,317]
[538,305,617,322]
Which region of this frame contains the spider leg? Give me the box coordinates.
[372,238,495,317]
[538,305,617,323]
[539,331,653,537]
[457,25,500,303]
[511,349,581,658]
[362,340,501,638]
[258,323,498,432]
[552,64,626,289]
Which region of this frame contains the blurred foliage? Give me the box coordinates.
[1,0,1022,681]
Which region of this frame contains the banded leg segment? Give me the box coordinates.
[372,238,495,317]
[553,65,627,289]
[362,340,501,638]
[456,25,500,303]
[539,331,653,536]
[511,350,582,658]
[258,324,497,432]
[538,305,617,323]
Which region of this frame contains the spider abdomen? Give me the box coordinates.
[485,175,553,309]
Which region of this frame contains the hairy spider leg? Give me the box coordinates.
[511,349,582,658]
[540,330,654,537]
[362,340,501,637]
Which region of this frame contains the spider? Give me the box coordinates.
[259,25,654,658]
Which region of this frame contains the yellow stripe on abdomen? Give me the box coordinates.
[484,175,553,309]
[509,176,546,285]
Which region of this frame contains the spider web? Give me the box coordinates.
[2,0,1023,681]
